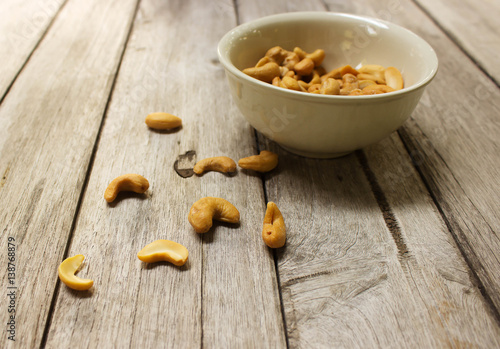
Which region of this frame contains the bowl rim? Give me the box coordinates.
[217,11,439,101]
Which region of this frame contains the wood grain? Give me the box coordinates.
[0,0,66,100]
[333,0,500,312]
[414,0,500,84]
[45,0,286,347]
[238,0,500,347]
[0,0,139,347]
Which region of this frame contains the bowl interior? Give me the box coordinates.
[222,12,437,90]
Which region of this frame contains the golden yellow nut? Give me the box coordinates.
[238,150,278,172]
[242,62,280,83]
[362,84,395,95]
[137,240,189,266]
[262,202,286,248]
[294,58,315,76]
[188,197,240,233]
[193,156,236,175]
[145,112,182,130]
[384,66,404,90]
[58,254,93,291]
[104,174,149,203]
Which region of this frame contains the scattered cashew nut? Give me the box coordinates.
[58,254,93,291]
[188,197,240,233]
[137,240,189,266]
[193,156,236,175]
[104,173,149,203]
[238,150,278,172]
[145,112,182,130]
[262,202,286,248]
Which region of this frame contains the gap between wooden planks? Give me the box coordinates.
[239,0,500,347]
[0,0,140,347]
[0,0,67,102]
[45,0,286,347]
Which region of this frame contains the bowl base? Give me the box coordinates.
[280,145,353,159]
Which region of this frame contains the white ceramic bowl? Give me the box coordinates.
[218,12,438,158]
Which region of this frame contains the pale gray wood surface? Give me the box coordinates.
[415,0,500,84]
[1,0,499,347]
[239,0,500,347]
[0,0,66,100]
[0,0,139,347]
[45,0,285,347]
[358,0,500,312]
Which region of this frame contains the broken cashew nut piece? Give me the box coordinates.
[193,156,236,175]
[262,202,286,248]
[104,173,149,203]
[188,197,240,233]
[145,112,182,130]
[137,240,189,266]
[58,254,93,291]
[238,150,278,172]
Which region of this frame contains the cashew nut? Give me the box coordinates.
[193,156,236,175]
[358,79,377,90]
[340,73,359,95]
[262,202,286,248]
[238,150,278,172]
[58,254,93,291]
[362,84,395,95]
[281,76,300,91]
[384,67,404,90]
[282,52,300,70]
[137,240,189,266]
[294,58,314,76]
[255,56,273,67]
[358,65,386,84]
[104,174,149,202]
[320,78,341,95]
[265,46,288,65]
[243,46,403,95]
[188,197,240,233]
[242,62,280,83]
[145,112,182,130]
[306,49,325,66]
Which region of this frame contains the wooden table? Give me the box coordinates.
[1,0,499,347]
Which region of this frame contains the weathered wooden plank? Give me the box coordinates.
[238,0,500,346]
[0,0,139,347]
[0,0,66,100]
[45,0,286,347]
[414,0,500,84]
[329,0,500,311]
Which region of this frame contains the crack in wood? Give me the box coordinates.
[356,150,410,260]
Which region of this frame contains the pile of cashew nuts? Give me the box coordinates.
[243,46,404,95]
[58,113,285,291]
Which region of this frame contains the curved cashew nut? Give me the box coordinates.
[193,156,236,175]
[294,58,315,76]
[104,174,149,202]
[188,197,240,233]
[137,240,189,266]
[58,254,93,291]
[262,202,286,248]
[145,112,182,130]
[238,150,278,172]
[242,62,280,83]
